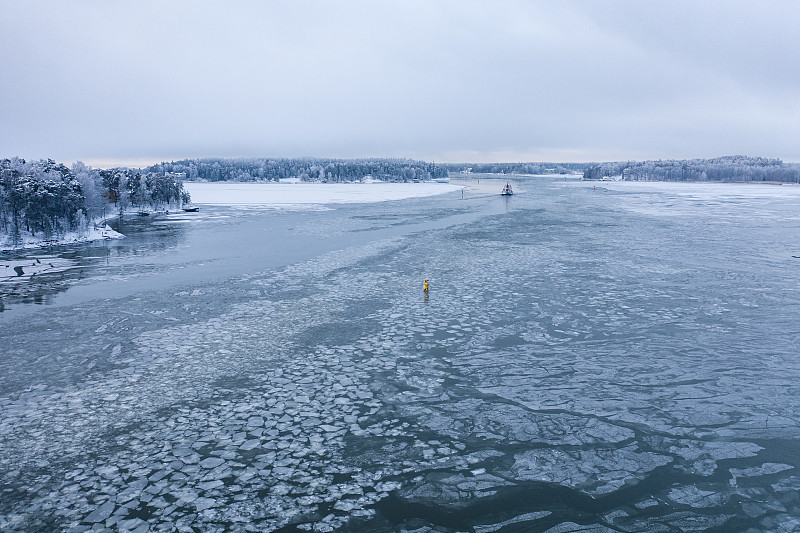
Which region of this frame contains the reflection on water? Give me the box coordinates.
[0,212,190,312]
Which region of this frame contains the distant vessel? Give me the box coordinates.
[183,206,200,212]
[500,180,513,196]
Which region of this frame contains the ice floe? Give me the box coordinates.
[2,178,800,531]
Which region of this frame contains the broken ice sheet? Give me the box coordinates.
[510,445,672,495]
[668,484,729,508]
[403,398,634,446]
[473,511,552,533]
[4,183,800,531]
[730,462,793,481]
[398,472,514,505]
[667,439,763,475]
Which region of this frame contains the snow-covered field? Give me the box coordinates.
[566,180,800,220]
[183,181,462,208]
[575,179,800,199]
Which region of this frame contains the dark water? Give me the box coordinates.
[1,177,799,532]
[0,192,495,317]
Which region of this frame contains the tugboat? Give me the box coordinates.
[500,180,513,196]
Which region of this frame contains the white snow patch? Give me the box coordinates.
[0,257,76,282]
[183,181,462,209]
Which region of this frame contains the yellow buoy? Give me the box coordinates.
[423,279,429,292]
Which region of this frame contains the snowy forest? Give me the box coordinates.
[582,156,800,182]
[445,162,590,175]
[0,158,188,242]
[147,158,449,183]
[6,153,799,246]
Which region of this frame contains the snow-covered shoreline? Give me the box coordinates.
[0,222,123,252]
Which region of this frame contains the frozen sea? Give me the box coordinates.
[1,177,800,532]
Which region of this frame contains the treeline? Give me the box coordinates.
[0,158,188,241]
[147,158,449,182]
[583,156,800,183]
[444,162,591,175]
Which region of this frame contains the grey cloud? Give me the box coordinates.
[1,0,798,165]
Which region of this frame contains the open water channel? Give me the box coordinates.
[1,177,800,532]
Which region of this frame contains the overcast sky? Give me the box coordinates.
[2,1,799,166]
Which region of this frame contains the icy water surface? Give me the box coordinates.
[0,190,482,316]
[2,178,800,532]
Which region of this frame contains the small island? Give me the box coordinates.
[0,158,190,250]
